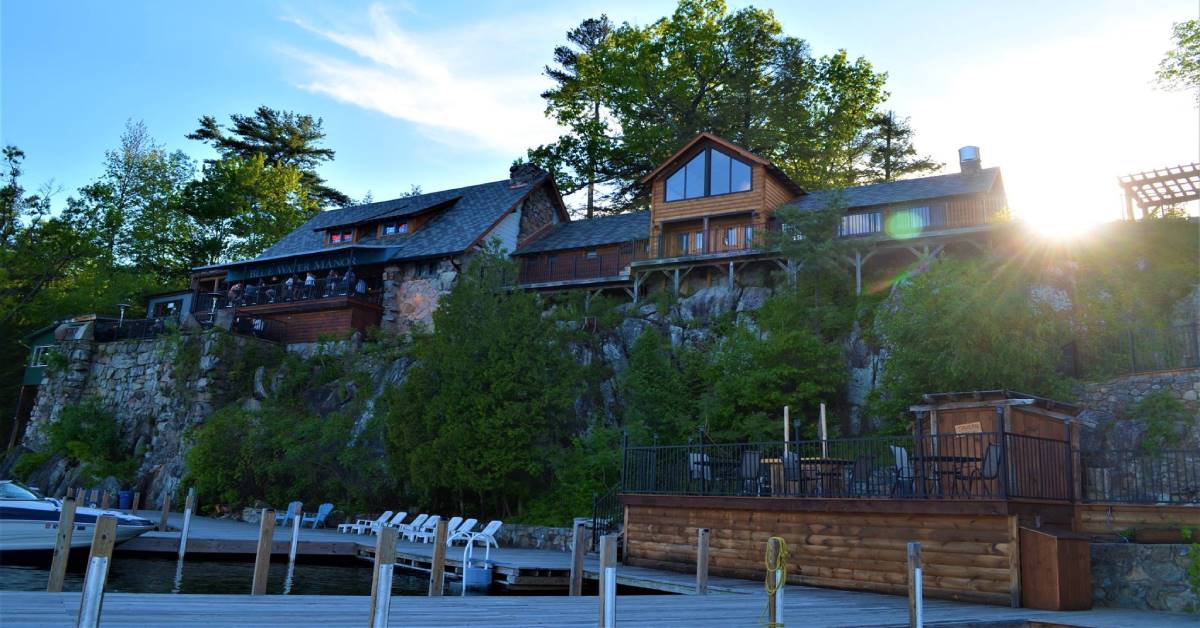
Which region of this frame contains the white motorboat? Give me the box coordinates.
[0,480,155,555]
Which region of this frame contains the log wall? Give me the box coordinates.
[624,497,1017,606]
[1074,503,1200,542]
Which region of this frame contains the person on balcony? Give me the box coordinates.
[355,277,367,297]
[284,274,296,301]
[325,269,340,296]
[228,282,243,307]
[344,267,356,295]
[244,280,260,305]
[266,277,278,303]
[304,272,316,298]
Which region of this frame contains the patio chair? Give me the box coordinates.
[447,518,479,545]
[274,501,302,526]
[890,446,915,497]
[688,452,711,492]
[412,515,461,543]
[957,443,1002,497]
[403,514,441,542]
[300,503,334,528]
[396,513,429,539]
[848,455,875,497]
[466,520,503,550]
[739,450,765,496]
[781,452,816,497]
[382,511,408,529]
[338,510,393,535]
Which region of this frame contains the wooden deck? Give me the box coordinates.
[1,589,1192,627]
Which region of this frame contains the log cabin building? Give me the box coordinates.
[188,164,567,344]
[514,133,1009,298]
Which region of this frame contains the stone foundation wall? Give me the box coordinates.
[1075,367,1200,451]
[1091,543,1199,613]
[493,523,576,552]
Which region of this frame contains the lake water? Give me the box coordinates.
[0,557,480,596]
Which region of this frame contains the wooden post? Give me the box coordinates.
[569,522,587,596]
[158,492,172,532]
[766,537,784,628]
[1008,515,1021,608]
[100,491,110,510]
[368,527,399,627]
[66,487,75,499]
[695,528,710,595]
[131,491,141,513]
[89,488,99,506]
[428,518,449,596]
[907,541,923,628]
[251,509,276,595]
[76,515,117,628]
[598,534,617,627]
[177,488,195,560]
[47,497,77,592]
[288,510,301,565]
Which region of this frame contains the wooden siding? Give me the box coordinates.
[1074,503,1200,542]
[1018,527,1092,610]
[624,499,1017,606]
[518,243,630,284]
[763,173,798,212]
[240,297,382,344]
[651,167,765,226]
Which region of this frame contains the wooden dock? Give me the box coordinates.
[1,589,1192,627]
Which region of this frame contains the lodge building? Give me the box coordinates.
[171,133,1007,345]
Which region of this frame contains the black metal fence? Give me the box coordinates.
[591,486,622,550]
[1081,449,1200,504]
[192,277,382,314]
[94,316,180,342]
[621,432,1072,501]
[1064,321,1200,378]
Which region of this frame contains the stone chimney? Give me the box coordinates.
[509,163,547,187]
[958,146,982,174]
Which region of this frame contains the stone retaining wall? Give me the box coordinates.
[493,524,576,552]
[1091,542,1198,613]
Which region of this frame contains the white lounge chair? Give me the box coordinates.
[466,520,503,550]
[338,510,393,535]
[382,511,408,529]
[447,518,478,545]
[403,514,440,542]
[396,513,428,537]
[274,501,302,526]
[412,516,460,543]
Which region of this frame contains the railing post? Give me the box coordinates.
[907,541,923,628]
[699,426,707,496]
[47,496,77,592]
[620,430,628,493]
[76,515,117,628]
[995,407,1009,499]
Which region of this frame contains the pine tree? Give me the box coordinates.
[861,111,942,182]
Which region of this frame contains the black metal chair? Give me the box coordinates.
[848,454,875,497]
[740,450,765,496]
[889,445,916,497]
[957,443,1002,497]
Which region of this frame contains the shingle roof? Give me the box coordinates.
[514,211,650,255]
[214,177,545,268]
[789,168,1001,212]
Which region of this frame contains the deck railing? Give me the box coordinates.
[1081,449,1200,504]
[518,242,651,285]
[654,222,774,259]
[192,278,382,314]
[621,432,1072,501]
[1063,321,1200,378]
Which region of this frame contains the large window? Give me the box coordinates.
[839,212,882,237]
[664,148,752,202]
[30,345,52,367]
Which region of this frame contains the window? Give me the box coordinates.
[585,250,599,259]
[676,233,690,255]
[839,212,882,237]
[381,221,409,237]
[30,345,52,367]
[664,148,753,202]
[724,227,737,247]
[694,231,705,253]
[743,225,754,247]
[328,228,354,244]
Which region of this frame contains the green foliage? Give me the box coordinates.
[381,246,585,518]
[860,111,943,182]
[529,0,890,209]
[36,397,139,483]
[1156,19,1200,104]
[524,424,622,525]
[1182,527,1200,602]
[13,450,53,479]
[869,259,1068,430]
[1128,391,1189,454]
[620,327,695,442]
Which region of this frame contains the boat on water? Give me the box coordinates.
[0,480,155,555]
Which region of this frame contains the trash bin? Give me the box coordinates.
[118,490,133,510]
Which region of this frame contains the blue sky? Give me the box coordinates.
[3,1,1197,231]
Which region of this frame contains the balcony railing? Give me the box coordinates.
[654,222,773,259]
[1081,449,1200,504]
[192,278,382,314]
[622,432,1073,501]
[518,242,651,285]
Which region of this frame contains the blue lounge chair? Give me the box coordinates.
[275,501,302,526]
[301,503,334,528]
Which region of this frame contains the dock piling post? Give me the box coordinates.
[76,514,117,628]
[908,541,923,628]
[766,537,784,628]
[569,521,587,596]
[289,509,301,564]
[158,492,172,532]
[100,491,110,510]
[598,533,618,628]
[369,526,399,627]
[695,527,710,595]
[178,487,195,560]
[251,509,276,595]
[131,491,141,513]
[429,518,449,596]
[89,488,99,506]
[47,496,77,592]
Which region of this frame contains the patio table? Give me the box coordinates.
[912,454,980,497]
[800,458,854,496]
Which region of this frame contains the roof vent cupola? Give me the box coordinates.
[958,146,982,174]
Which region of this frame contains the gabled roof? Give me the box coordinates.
[197,175,553,271]
[790,168,1002,212]
[639,132,804,195]
[514,211,650,255]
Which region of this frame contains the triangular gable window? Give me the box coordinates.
[664,148,752,202]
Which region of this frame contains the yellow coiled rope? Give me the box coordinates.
[762,536,789,628]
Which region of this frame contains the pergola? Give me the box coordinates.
[1118,163,1200,219]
